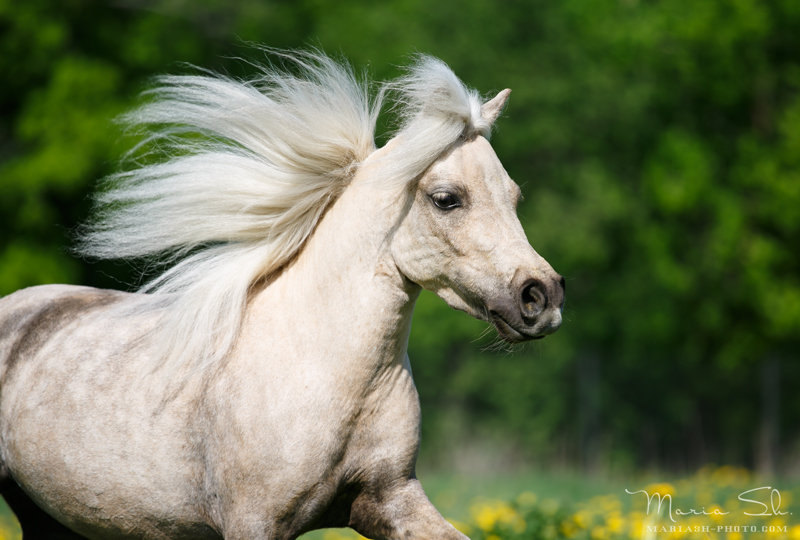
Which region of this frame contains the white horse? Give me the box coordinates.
[0,51,564,539]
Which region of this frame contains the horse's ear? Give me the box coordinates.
[481,88,511,126]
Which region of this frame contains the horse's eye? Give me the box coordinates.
[430,191,461,210]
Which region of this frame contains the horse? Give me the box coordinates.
[0,50,564,539]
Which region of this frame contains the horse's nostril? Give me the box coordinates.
[520,279,546,321]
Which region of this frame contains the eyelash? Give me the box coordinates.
[429,191,462,210]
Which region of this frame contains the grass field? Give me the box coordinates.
[299,467,625,539]
[1,467,797,539]
[301,467,800,540]
[0,497,20,540]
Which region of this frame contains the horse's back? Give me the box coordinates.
[0,285,128,385]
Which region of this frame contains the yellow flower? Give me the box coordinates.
[628,517,646,540]
[606,511,624,533]
[472,502,499,531]
[790,524,800,540]
[728,532,743,540]
[591,525,609,539]
[668,528,686,539]
[766,518,787,537]
[469,500,525,533]
[707,504,726,523]
[572,509,592,529]
[644,482,676,497]
[560,520,578,538]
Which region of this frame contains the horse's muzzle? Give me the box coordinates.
[489,273,565,342]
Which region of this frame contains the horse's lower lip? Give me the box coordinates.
[490,312,541,343]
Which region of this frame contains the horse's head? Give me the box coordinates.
[391,91,565,343]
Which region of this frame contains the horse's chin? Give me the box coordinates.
[489,312,544,343]
[434,288,556,343]
[433,287,485,319]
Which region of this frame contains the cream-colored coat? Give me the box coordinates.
[0,83,563,539]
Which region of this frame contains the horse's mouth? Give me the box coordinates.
[489,312,545,343]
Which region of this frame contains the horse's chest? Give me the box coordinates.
[205,363,421,524]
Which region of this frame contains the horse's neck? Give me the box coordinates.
[244,161,418,375]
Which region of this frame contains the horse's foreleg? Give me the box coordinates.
[349,479,468,540]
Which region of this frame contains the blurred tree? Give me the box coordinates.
[1,0,798,474]
[409,0,800,472]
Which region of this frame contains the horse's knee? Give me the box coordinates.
[349,480,467,540]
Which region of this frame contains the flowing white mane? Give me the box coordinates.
[79,50,492,369]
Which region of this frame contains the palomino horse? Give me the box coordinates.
[0,51,564,539]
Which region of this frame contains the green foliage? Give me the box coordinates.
[1,0,798,471]
[0,495,21,539]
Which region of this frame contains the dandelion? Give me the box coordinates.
[472,501,501,531]
[627,510,648,540]
[644,482,676,497]
[451,466,796,540]
[766,517,788,537]
[572,509,592,529]
[668,526,687,539]
[590,525,608,539]
[560,520,578,538]
[605,511,624,533]
[470,500,525,534]
[707,504,727,523]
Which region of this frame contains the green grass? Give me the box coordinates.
[300,467,800,539]
[419,468,628,521]
[0,497,21,540]
[299,468,629,539]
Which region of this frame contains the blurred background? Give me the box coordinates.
[1,0,799,537]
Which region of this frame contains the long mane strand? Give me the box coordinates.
[79,50,492,371]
